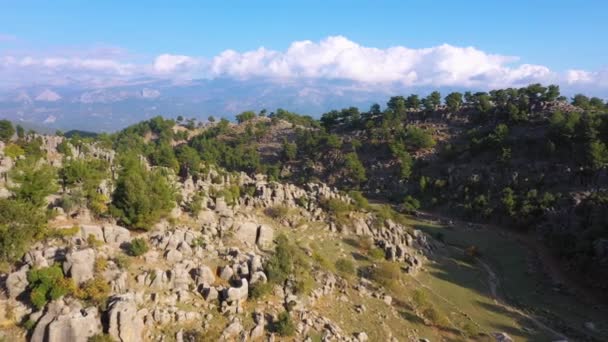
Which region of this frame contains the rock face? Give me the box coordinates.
[46,307,102,342]
[5,266,29,299]
[31,300,101,342]
[107,294,145,342]
[234,222,273,247]
[63,248,96,284]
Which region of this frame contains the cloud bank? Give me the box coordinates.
[0,36,606,94]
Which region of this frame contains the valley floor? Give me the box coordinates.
[408,212,608,341]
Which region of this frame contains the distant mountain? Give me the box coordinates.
[0,78,429,132]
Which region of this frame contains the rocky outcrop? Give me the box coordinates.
[107,293,146,342]
[5,266,29,299]
[31,300,101,342]
[63,248,96,284]
[234,221,273,247]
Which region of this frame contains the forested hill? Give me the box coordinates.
[98,83,606,289]
[0,83,607,341]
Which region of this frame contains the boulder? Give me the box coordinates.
[80,225,104,242]
[5,266,29,299]
[224,278,248,303]
[193,265,215,285]
[220,317,244,341]
[250,271,267,285]
[165,249,183,263]
[107,294,145,342]
[46,307,102,342]
[63,249,96,284]
[235,222,273,247]
[102,224,131,246]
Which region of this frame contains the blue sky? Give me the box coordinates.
[1,0,607,92]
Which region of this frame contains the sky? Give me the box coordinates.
[1,0,607,93]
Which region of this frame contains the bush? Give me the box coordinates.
[348,191,369,210]
[27,265,75,309]
[368,248,386,260]
[273,311,295,336]
[402,195,420,213]
[264,205,289,219]
[114,254,131,269]
[77,277,110,305]
[249,282,273,300]
[265,235,294,284]
[87,234,103,248]
[371,262,401,290]
[335,258,355,275]
[3,143,25,159]
[127,238,149,256]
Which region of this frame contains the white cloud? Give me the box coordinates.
[209,36,555,88]
[0,36,605,94]
[566,69,608,87]
[153,54,200,73]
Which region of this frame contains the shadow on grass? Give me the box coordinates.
[351,252,368,261]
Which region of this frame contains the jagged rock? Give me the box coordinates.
[171,263,192,290]
[31,300,67,342]
[46,307,102,342]
[80,224,104,242]
[111,271,128,294]
[250,271,267,285]
[22,250,46,268]
[193,265,215,285]
[383,295,393,306]
[219,265,234,280]
[165,249,183,263]
[63,248,96,284]
[250,309,265,340]
[107,293,145,342]
[5,266,29,299]
[201,285,219,301]
[220,317,244,341]
[235,222,274,247]
[102,224,131,246]
[225,278,248,303]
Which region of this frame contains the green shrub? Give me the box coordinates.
[47,225,80,239]
[127,238,149,256]
[27,265,75,309]
[264,205,289,219]
[368,248,386,260]
[348,191,369,210]
[402,195,420,213]
[371,262,401,290]
[265,235,294,284]
[87,234,103,248]
[335,258,355,275]
[249,282,273,300]
[3,143,25,159]
[114,254,131,269]
[77,277,110,305]
[273,311,295,336]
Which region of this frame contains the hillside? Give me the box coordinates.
[0,83,607,342]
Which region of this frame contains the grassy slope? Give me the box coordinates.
[411,217,608,341]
